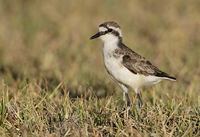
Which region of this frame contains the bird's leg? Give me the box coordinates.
[125,92,131,109]
[120,84,131,109]
[136,91,143,110]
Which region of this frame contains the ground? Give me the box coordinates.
[0,0,199,136]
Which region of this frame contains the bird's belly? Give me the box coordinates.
[104,58,140,88]
[104,58,162,89]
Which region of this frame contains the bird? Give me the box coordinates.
[90,21,176,110]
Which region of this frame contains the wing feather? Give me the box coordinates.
[116,43,176,80]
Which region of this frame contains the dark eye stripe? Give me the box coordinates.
[111,30,120,37]
[100,28,120,37]
[106,27,120,36]
[107,28,112,32]
[100,29,112,35]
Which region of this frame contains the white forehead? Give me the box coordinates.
[98,26,122,37]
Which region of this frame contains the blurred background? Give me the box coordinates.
[0,0,200,136]
[0,0,199,94]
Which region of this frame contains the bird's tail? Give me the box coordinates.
[156,71,176,81]
[163,76,176,81]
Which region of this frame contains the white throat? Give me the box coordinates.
[101,34,119,55]
[100,34,119,45]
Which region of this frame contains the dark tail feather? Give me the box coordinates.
[156,71,176,81]
[165,75,176,81]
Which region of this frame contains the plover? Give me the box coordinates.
[90,21,176,109]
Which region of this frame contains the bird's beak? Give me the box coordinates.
[90,32,101,40]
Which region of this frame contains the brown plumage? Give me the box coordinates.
[115,43,176,80]
[99,21,121,29]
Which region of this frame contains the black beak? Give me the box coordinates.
[90,29,112,40]
[90,32,101,40]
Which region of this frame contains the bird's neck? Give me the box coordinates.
[103,40,123,58]
[102,36,122,52]
[103,39,119,52]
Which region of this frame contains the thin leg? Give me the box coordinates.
[119,84,131,109]
[125,92,131,108]
[123,91,126,102]
[136,93,143,109]
[135,89,143,110]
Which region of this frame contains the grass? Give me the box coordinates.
[0,0,200,136]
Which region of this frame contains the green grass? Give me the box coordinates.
[0,0,200,136]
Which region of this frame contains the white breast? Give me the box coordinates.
[103,42,139,89]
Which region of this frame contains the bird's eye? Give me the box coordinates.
[103,27,113,35]
[108,29,112,32]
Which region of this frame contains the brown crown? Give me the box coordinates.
[99,21,120,28]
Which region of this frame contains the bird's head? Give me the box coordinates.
[90,21,122,43]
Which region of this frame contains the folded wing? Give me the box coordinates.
[118,44,176,80]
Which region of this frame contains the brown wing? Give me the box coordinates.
[122,55,160,75]
[118,44,176,80]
